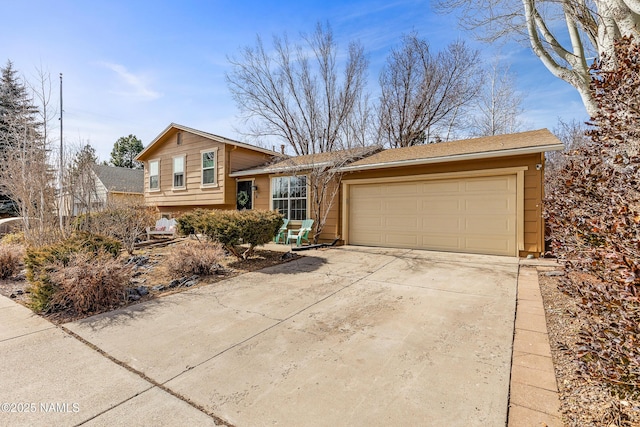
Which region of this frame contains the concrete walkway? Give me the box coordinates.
[1,247,527,426]
[507,263,562,426]
[0,291,219,426]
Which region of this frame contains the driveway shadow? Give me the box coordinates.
[254,254,328,275]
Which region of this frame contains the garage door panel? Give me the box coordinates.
[421,181,461,193]
[349,175,517,256]
[384,199,418,213]
[465,176,514,192]
[465,236,512,253]
[421,216,461,232]
[419,235,462,250]
[465,217,515,233]
[386,216,418,229]
[384,233,419,246]
[384,182,419,196]
[464,197,515,214]
[423,198,461,212]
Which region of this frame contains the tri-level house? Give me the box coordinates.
[137,124,564,257]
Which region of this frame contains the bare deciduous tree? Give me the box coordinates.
[469,60,525,136]
[275,146,379,243]
[64,142,100,218]
[378,34,482,147]
[435,0,640,117]
[226,23,369,155]
[0,62,60,245]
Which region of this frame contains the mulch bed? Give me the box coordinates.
[539,271,640,426]
[0,239,298,324]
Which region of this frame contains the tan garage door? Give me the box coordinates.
[348,175,517,256]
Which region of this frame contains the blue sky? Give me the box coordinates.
[2,0,587,161]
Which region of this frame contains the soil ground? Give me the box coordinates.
[539,271,640,426]
[0,238,297,324]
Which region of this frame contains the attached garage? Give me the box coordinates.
[340,129,564,257]
[348,174,518,256]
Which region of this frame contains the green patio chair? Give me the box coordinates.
[274,218,289,244]
[286,219,314,246]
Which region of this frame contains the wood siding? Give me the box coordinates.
[141,129,273,211]
[339,153,545,256]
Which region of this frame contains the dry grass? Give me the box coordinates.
[0,244,24,279]
[165,239,225,278]
[49,251,133,315]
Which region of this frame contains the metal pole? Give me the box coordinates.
[59,73,63,186]
[59,73,63,229]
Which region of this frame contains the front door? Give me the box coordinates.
[236,180,253,210]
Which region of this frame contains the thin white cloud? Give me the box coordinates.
[99,62,162,100]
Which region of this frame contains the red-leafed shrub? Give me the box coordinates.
[545,36,640,398]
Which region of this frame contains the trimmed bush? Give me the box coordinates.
[0,244,24,279]
[165,240,225,278]
[176,209,284,260]
[49,251,131,315]
[24,232,121,312]
[1,232,25,245]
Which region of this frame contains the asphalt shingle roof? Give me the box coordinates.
[92,164,144,194]
[343,129,562,169]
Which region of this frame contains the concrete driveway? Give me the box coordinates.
[66,246,519,426]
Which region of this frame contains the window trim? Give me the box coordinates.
[270,175,308,220]
[172,155,186,190]
[200,148,219,188]
[148,159,160,192]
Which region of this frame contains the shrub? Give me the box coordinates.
[75,203,157,254]
[165,240,225,278]
[1,232,25,245]
[48,251,131,315]
[24,232,121,312]
[177,209,283,260]
[0,244,24,279]
[175,209,211,236]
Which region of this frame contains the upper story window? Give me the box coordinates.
[201,149,217,186]
[173,156,185,189]
[272,175,307,220]
[149,160,159,191]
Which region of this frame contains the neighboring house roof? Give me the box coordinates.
[339,129,564,172]
[92,164,144,194]
[135,123,281,161]
[229,145,383,177]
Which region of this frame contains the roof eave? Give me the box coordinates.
[229,161,334,177]
[338,144,565,172]
[136,123,281,161]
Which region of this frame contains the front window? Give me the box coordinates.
[272,175,307,220]
[201,150,216,185]
[173,156,185,189]
[149,160,159,190]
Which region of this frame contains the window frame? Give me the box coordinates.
[172,155,186,190]
[200,148,218,187]
[148,159,160,192]
[271,175,308,220]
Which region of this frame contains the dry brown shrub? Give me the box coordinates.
[166,239,224,278]
[0,244,24,279]
[49,251,132,314]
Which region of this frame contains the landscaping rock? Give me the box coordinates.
[151,285,165,292]
[281,252,295,260]
[183,280,196,288]
[168,279,181,288]
[135,286,149,296]
[9,293,16,299]
[545,271,565,277]
[125,288,141,301]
